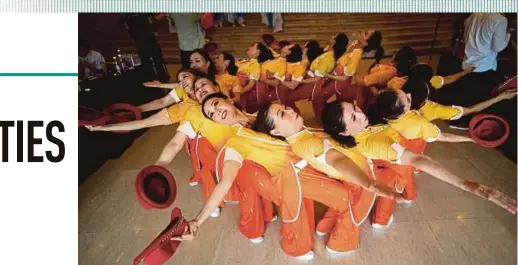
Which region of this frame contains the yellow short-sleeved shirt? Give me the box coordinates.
[336,48,363,77]
[363,63,398,87]
[308,51,336,77]
[261,57,287,81]
[353,125,406,163]
[286,129,371,181]
[216,73,242,97]
[286,61,308,82]
[168,86,190,102]
[237,59,261,81]
[419,100,464,121]
[165,87,197,124]
[223,124,296,175]
[177,105,236,150]
[387,111,441,142]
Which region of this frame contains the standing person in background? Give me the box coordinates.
[261,13,283,33]
[124,13,170,82]
[168,13,206,69]
[78,39,106,79]
[432,13,511,130]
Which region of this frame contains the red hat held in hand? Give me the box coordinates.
[469,114,510,148]
[136,165,177,209]
[133,208,187,265]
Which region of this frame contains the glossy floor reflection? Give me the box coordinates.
[79,100,517,265]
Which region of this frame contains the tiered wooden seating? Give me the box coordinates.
[79,13,456,64]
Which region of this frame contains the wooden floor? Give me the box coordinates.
[79,57,517,265]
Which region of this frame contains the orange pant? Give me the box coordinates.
[197,137,240,206]
[298,166,360,252]
[370,160,416,225]
[231,160,359,256]
[184,138,202,184]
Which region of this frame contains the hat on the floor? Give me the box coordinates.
[136,165,177,209]
[469,114,510,148]
[103,103,142,133]
[490,75,517,97]
[203,42,219,55]
[78,106,111,126]
[133,208,187,265]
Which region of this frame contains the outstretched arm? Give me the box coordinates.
[462,90,517,116]
[172,160,242,241]
[143,80,181,90]
[326,149,397,198]
[400,150,517,214]
[155,131,188,166]
[138,94,177,113]
[86,108,171,132]
[442,67,474,86]
[437,132,475,143]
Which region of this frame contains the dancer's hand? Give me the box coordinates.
[285,74,292,82]
[171,220,199,241]
[464,180,517,214]
[84,125,99,131]
[265,70,274,79]
[497,89,517,100]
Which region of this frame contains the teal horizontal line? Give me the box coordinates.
[0,73,78,77]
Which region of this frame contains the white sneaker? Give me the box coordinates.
[316,230,327,237]
[326,246,357,255]
[210,207,220,218]
[269,215,278,222]
[249,236,264,244]
[372,215,394,229]
[188,181,200,187]
[295,250,314,261]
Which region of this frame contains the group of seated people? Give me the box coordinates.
[85,29,517,260]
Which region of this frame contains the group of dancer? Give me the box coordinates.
[86,29,517,260]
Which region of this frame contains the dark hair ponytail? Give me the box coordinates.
[402,63,433,110]
[252,103,286,141]
[376,90,406,120]
[191,48,217,78]
[393,46,417,76]
[321,101,357,148]
[364,31,384,65]
[306,40,324,64]
[333,33,349,60]
[222,52,238,75]
[256,42,274,63]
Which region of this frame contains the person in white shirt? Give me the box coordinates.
[78,40,106,79]
[431,13,512,130]
[463,13,511,73]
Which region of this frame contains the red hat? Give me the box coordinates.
[136,165,177,209]
[262,34,276,45]
[78,106,111,126]
[133,208,187,265]
[491,75,517,97]
[469,114,510,148]
[203,42,219,54]
[103,103,142,134]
